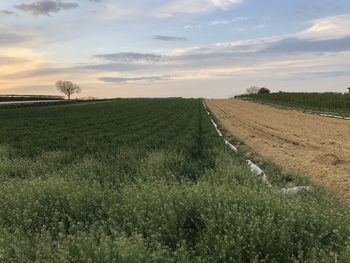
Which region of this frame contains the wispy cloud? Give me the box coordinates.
[255,24,267,30]
[298,0,339,15]
[184,24,202,29]
[0,10,16,16]
[153,35,188,41]
[289,70,350,80]
[0,56,28,64]
[0,25,46,48]
[260,36,350,54]
[94,52,164,63]
[99,75,176,84]
[155,0,244,16]
[210,16,247,25]
[15,0,79,16]
[0,30,27,45]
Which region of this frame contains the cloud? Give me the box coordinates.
[0,10,16,16]
[99,75,175,84]
[153,35,187,41]
[0,25,45,47]
[155,0,244,15]
[76,15,350,79]
[3,13,350,97]
[0,48,55,91]
[302,15,350,39]
[94,52,164,62]
[0,56,28,64]
[68,15,350,85]
[76,63,148,72]
[255,24,267,30]
[4,67,70,79]
[298,0,339,15]
[290,70,350,80]
[15,0,79,16]
[211,0,243,8]
[184,24,202,29]
[210,16,247,25]
[260,36,350,54]
[0,31,27,45]
[167,15,350,60]
[82,0,244,20]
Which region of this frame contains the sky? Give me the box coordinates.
[1,0,350,98]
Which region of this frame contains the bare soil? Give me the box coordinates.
[206,99,350,199]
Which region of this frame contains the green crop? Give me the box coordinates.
[0,99,350,262]
[237,92,350,117]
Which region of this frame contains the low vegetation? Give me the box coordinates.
[1,99,350,262]
[237,92,350,117]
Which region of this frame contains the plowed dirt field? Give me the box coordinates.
[206,99,350,199]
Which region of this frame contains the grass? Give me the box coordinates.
[1,98,350,262]
[236,92,350,117]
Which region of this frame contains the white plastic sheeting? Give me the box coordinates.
[281,186,311,195]
[319,114,350,120]
[290,109,350,120]
[210,120,223,137]
[246,160,264,176]
[203,101,232,143]
[246,160,272,188]
[202,101,207,110]
[246,160,311,194]
[211,119,218,128]
[225,140,238,154]
[203,101,211,116]
[216,128,223,137]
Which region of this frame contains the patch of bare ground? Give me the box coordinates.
[206,99,350,200]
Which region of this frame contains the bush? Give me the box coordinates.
[258,87,270,94]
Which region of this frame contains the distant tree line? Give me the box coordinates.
[246,86,270,95]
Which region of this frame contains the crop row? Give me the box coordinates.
[237,92,350,116]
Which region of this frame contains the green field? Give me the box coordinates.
[1,99,350,262]
[237,92,350,117]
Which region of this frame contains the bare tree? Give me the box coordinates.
[246,86,260,95]
[56,81,81,100]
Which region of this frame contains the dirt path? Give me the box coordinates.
[206,99,350,199]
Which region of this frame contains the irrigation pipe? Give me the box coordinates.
[202,100,311,195]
